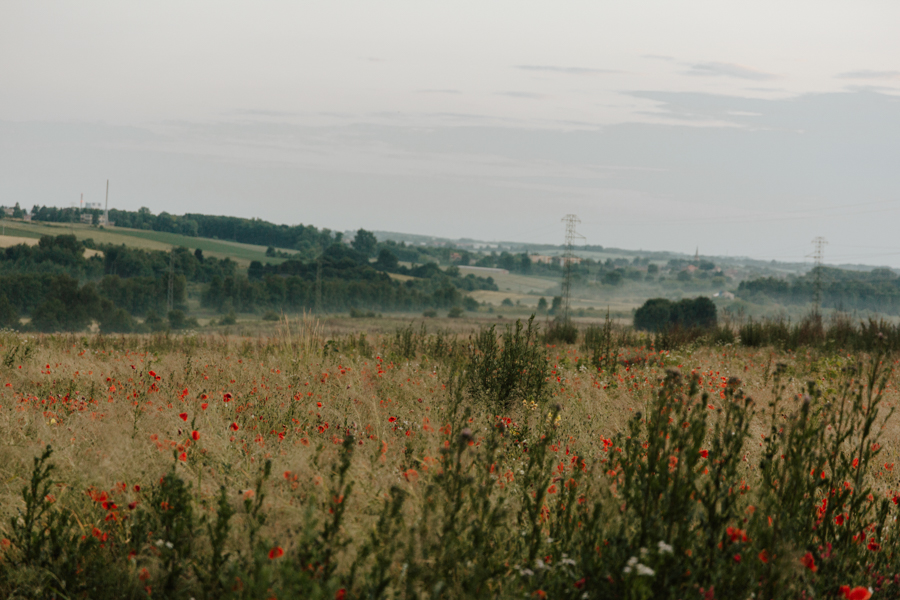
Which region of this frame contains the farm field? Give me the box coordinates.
[0,321,897,599]
[0,221,291,267]
[458,266,559,295]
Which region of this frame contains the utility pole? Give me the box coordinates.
[560,214,585,322]
[104,180,109,225]
[808,237,827,316]
[167,248,175,314]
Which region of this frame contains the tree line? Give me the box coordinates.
[738,267,900,314]
[0,233,487,332]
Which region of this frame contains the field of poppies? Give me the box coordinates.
[1,316,898,599]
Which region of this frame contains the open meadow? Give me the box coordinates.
[1,317,899,599]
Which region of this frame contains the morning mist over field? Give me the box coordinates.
[7,5,900,598]
[3,1,900,265]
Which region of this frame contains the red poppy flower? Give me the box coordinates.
[800,552,817,572]
[179,413,188,422]
[758,549,769,563]
[840,586,872,600]
[699,449,709,458]
[191,431,200,441]
[268,546,284,559]
[335,590,346,600]
[230,422,239,431]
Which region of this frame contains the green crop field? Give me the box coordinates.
[0,221,294,266]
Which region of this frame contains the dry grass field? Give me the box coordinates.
[0,320,898,598]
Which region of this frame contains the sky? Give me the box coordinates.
[3,1,900,266]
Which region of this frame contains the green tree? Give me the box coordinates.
[518,253,532,273]
[0,293,18,329]
[30,277,100,332]
[602,271,624,286]
[351,229,378,257]
[98,303,136,333]
[248,261,264,280]
[634,298,672,332]
[537,297,548,313]
[375,249,399,271]
[549,296,562,316]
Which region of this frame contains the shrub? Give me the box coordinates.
[218,310,237,326]
[98,305,137,334]
[635,296,717,332]
[543,318,578,344]
[466,315,549,410]
[447,306,464,318]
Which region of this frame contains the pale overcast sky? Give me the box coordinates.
[3,1,900,265]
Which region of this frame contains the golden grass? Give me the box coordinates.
[1,331,899,555]
[0,235,39,248]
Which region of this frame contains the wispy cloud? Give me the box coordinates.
[684,62,777,81]
[233,109,299,117]
[514,65,618,75]
[418,89,462,94]
[842,84,900,93]
[836,69,900,80]
[496,91,544,99]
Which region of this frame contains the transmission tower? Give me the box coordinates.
[560,214,585,322]
[808,237,827,315]
[167,248,175,313]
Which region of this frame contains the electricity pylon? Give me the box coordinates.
[808,237,827,316]
[561,214,585,322]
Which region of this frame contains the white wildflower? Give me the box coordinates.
[658,540,674,554]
